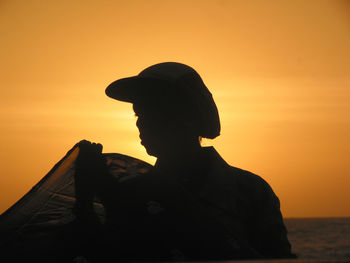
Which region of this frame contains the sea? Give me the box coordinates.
[284,217,350,261]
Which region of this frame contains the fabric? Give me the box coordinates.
[0,144,152,262]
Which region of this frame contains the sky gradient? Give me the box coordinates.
[1,0,349,217]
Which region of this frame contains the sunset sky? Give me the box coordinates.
[1,0,349,217]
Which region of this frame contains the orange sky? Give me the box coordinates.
[1,0,349,217]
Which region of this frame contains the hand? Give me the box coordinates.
[76,139,103,169]
[73,140,106,219]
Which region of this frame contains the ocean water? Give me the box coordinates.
[285,217,350,260]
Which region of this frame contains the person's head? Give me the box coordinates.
[131,95,201,157]
[105,62,220,158]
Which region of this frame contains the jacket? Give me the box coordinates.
[94,146,294,260]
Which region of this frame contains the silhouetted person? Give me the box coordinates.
[73,62,295,261]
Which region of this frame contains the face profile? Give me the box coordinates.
[132,99,197,158]
[133,101,172,157]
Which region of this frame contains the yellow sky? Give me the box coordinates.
[0,0,349,217]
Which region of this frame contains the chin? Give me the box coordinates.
[144,147,160,157]
[142,142,160,157]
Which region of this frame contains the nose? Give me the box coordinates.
[136,116,149,130]
[136,117,141,128]
[136,117,147,136]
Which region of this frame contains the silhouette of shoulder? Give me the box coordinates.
[228,165,279,205]
[202,147,278,203]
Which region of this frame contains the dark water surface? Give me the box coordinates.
[285,218,350,260]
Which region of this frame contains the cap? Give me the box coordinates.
[105,62,220,139]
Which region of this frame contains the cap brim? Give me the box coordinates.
[105,76,170,103]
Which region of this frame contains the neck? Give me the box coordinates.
[155,141,203,171]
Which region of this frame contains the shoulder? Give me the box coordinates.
[213,153,279,208]
[228,166,272,192]
[203,147,275,196]
[226,165,281,211]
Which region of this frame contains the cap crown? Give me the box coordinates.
[138,62,198,81]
